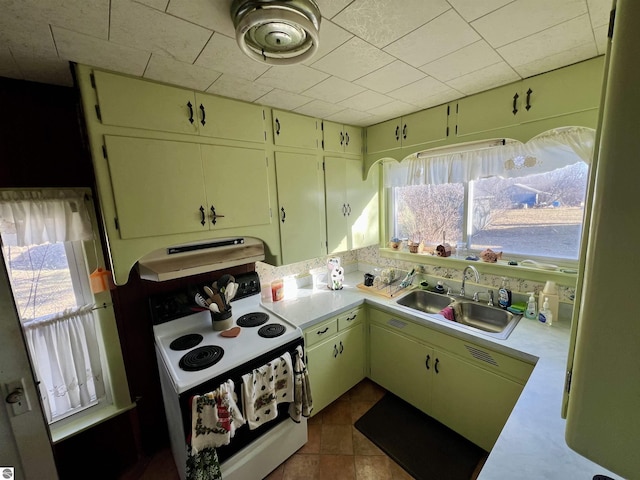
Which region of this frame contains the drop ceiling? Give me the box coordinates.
[0,0,610,127]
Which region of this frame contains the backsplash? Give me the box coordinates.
[257,245,576,321]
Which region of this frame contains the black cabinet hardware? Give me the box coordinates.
[275,118,281,135]
[333,344,339,358]
[402,124,407,140]
[187,101,194,124]
[280,207,286,223]
[199,205,205,226]
[435,358,440,374]
[339,341,344,354]
[317,327,329,335]
[512,93,519,115]
[340,131,344,146]
[395,125,400,141]
[525,88,533,111]
[210,205,224,225]
[425,354,431,370]
[345,132,350,145]
[199,103,206,126]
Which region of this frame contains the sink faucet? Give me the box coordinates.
[460,265,480,298]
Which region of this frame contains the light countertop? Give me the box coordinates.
[261,271,620,480]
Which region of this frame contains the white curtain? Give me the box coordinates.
[0,190,93,246]
[23,305,105,422]
[384,127,596,187]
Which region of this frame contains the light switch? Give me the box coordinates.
[4,378,31,416]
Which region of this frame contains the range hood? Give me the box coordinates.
[137,237,265,282]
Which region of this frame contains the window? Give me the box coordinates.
[387,128,594,263]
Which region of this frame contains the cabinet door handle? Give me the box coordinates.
[280,207,286,223]
[345,132,350,146]
[339,341,344,354]
[512,92,519,115]
[210,205,224,225]
[317,327,329,335]
[199,205,206,226]
[346,204,351,216]
[187,101,194,124]
[525,88,533,111]
[342,204,347,216]
[425,354,430,370]
[275,118,281,135]
[199,104,206,126]
[346,314,356,322]
[333,344,339,358]
[395,125,400,141]
[402,124,407,140]
[340,131,344,146]
[435,358,440,374]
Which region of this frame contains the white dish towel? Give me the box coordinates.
[242,352,294,430]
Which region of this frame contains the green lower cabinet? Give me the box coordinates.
[368,308,528,451]
[306,323,365,415]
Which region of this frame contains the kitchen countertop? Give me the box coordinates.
[262,271,620,480]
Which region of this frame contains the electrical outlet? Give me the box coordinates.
[5,379,31,416]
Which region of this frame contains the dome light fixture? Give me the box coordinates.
[231,0,321,65]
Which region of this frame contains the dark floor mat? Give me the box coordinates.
[354,393,487,480]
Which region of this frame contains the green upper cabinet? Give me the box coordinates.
[325,156,379,254]
[272,109,319,149]
[366,104,449,155]
[322,121,363,155]
[455,82,522,138]
[103,136,270,240]
[93,70,266,143]
[201,145,271,229]
[274,151,326,264]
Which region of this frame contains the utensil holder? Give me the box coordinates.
[211,309,233,331]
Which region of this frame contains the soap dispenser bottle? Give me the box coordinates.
[498,277,512,309]
[539,297,553,326]
[525,292,537,320]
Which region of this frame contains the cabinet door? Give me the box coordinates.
[369,324,432,415]
[201,145,271,230]
[195,93,266,143]
[322,121,346,154]
[343,125,363,156]
[324,156,349,254]
[366,118,401,154]
[274,152,326,264]
[520,56,604,123]
[402,105,449,148]
[104,136,207,239]
[455,82,521,138]
[431,349,523,451]
[346,158,379,250]
[272,110,319,149]
[336,324,366,395]
[94,71,198,135]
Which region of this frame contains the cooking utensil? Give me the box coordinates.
[195,293,210,308]
[209,303,220,314]
[210,292,226,312]
[203,286,216,299]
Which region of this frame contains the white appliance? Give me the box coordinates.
[152,272,307,480]
[563,0,640,477]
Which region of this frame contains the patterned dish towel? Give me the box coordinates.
[186,380,245,480]
[289,345,313,422]
[242,352,294,430]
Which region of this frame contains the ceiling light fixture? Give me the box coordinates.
[231,0,321,65]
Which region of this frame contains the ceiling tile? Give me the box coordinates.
[206,74,273,102]
[110,0,212,63]
[587,0,612,28]
[366,100,417,119]
[303,20,353,65]
[339,89,394,111]
[315,0,354,19]
[167,0,236,37]
[471,0,587,48]
[389,76,460,108]
[256,89,314,111]
[332,0,449,48]
[446,61,520,95]
[0,47,21,80]
[302,76,365,103]
[11,50,73,86]
[384,9,480,68]
[447,0,514,22]
[355,60,426,94]
[255,64,329,94]
[295,100,345,118]
[498,14,597,76]
[0,18,57,57]
[326,108,373,126]
[195,33,270,81]
[311,37,395,81]
[52,26,151,76]
[419,40,503,82]
[144,54,222,91]
[136,0,169,11]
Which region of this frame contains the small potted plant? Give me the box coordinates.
[389,237,401,250]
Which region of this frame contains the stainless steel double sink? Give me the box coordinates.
[396,290,521,340]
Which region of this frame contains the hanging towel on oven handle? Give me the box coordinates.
[289,345,313,422]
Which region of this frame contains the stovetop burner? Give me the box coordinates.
[179,345,224,371]
[258,323,286,338]
[237,312,269,328]
[169,333,203,351]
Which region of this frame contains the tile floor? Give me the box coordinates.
[128,379,485,480]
